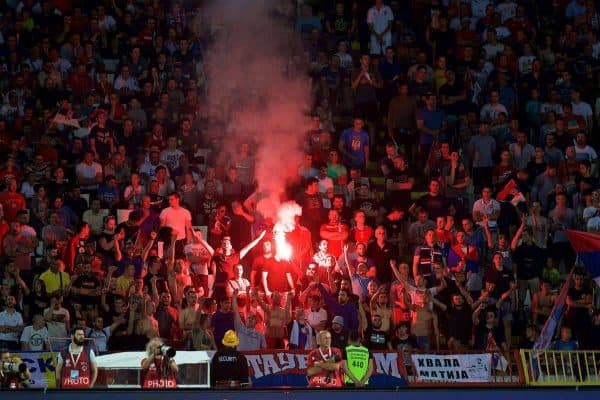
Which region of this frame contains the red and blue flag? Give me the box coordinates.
[566,230,600,286]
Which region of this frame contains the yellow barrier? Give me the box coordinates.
[520,350,600,386]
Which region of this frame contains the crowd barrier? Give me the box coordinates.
[520,350,600,386]
[12,349,600,388]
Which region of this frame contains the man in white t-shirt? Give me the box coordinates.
[306,295,329,333]
[43,294,71,348]
[317,164,334,209]
[517,44,536,75]
[472,186,501,229]
[160,192,192,253]
[571,88,593,129]
[0,296,23,350]
[75,151,103,191]
[367,0,394,55]
[482,29,504,61]
[20,315,50,351]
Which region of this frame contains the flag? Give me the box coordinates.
[497,179,518,201]
[52,102,80,128]
[565,229,600,286]
[533,268,574,350]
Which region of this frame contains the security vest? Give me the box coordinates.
[344,344,370,384]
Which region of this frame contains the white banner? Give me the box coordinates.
[411,353,492,382]
[95,351,211,368]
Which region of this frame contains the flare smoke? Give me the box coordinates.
[196,0,311,221]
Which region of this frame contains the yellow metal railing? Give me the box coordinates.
[520,350,600,386]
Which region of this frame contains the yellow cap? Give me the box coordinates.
[222,330,240,347]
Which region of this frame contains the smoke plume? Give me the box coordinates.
[195,0,311,221]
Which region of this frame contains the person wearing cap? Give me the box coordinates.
[307,329,344,387]
[210,330,250,388]
[330,315,348,349]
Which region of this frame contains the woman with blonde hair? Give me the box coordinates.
[141,337,178,388]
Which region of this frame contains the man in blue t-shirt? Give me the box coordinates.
[339,117,370,169]
[416,93,446,157]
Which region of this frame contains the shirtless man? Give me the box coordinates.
[258,291,292,349]
[179,287,203,347]
[127,299,159,341]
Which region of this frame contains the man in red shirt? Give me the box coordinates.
[0,178,25,223]
[319,209,349,258]
[67,63,94,100]
[307,330,344,388]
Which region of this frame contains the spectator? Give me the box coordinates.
[155,291,180,344]
[0,178,26,223]
[38,260,70,297]
[318,283,359,332]
[232,289,266,351]
[44,293,70,348]
[257,291,292,349]
[0,295,23,350]
[0,0,595,372]
[416,93,446,160]
[338,116,370,170]
[20,314,50,351]
[469,122,497,192]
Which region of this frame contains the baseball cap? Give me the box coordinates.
[332,316,344,327]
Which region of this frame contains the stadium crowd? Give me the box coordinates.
[0,0,600,379]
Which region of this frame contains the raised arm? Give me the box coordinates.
[239,230,266,260]
[256,293,271,319]
[232,289,243,329]
[284,291,293,324]
[150,276,160,305]
[126,303,137,335]
[511,215,526,251]
[483,217,494,249]
[193,230,215,257]
[114,231,125,261]
[325,266,336,295]
[456,279,474,306]
[165,235,177,273]
[317,282,337,312]
[343,244,353,277]
[142,231,157,262]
